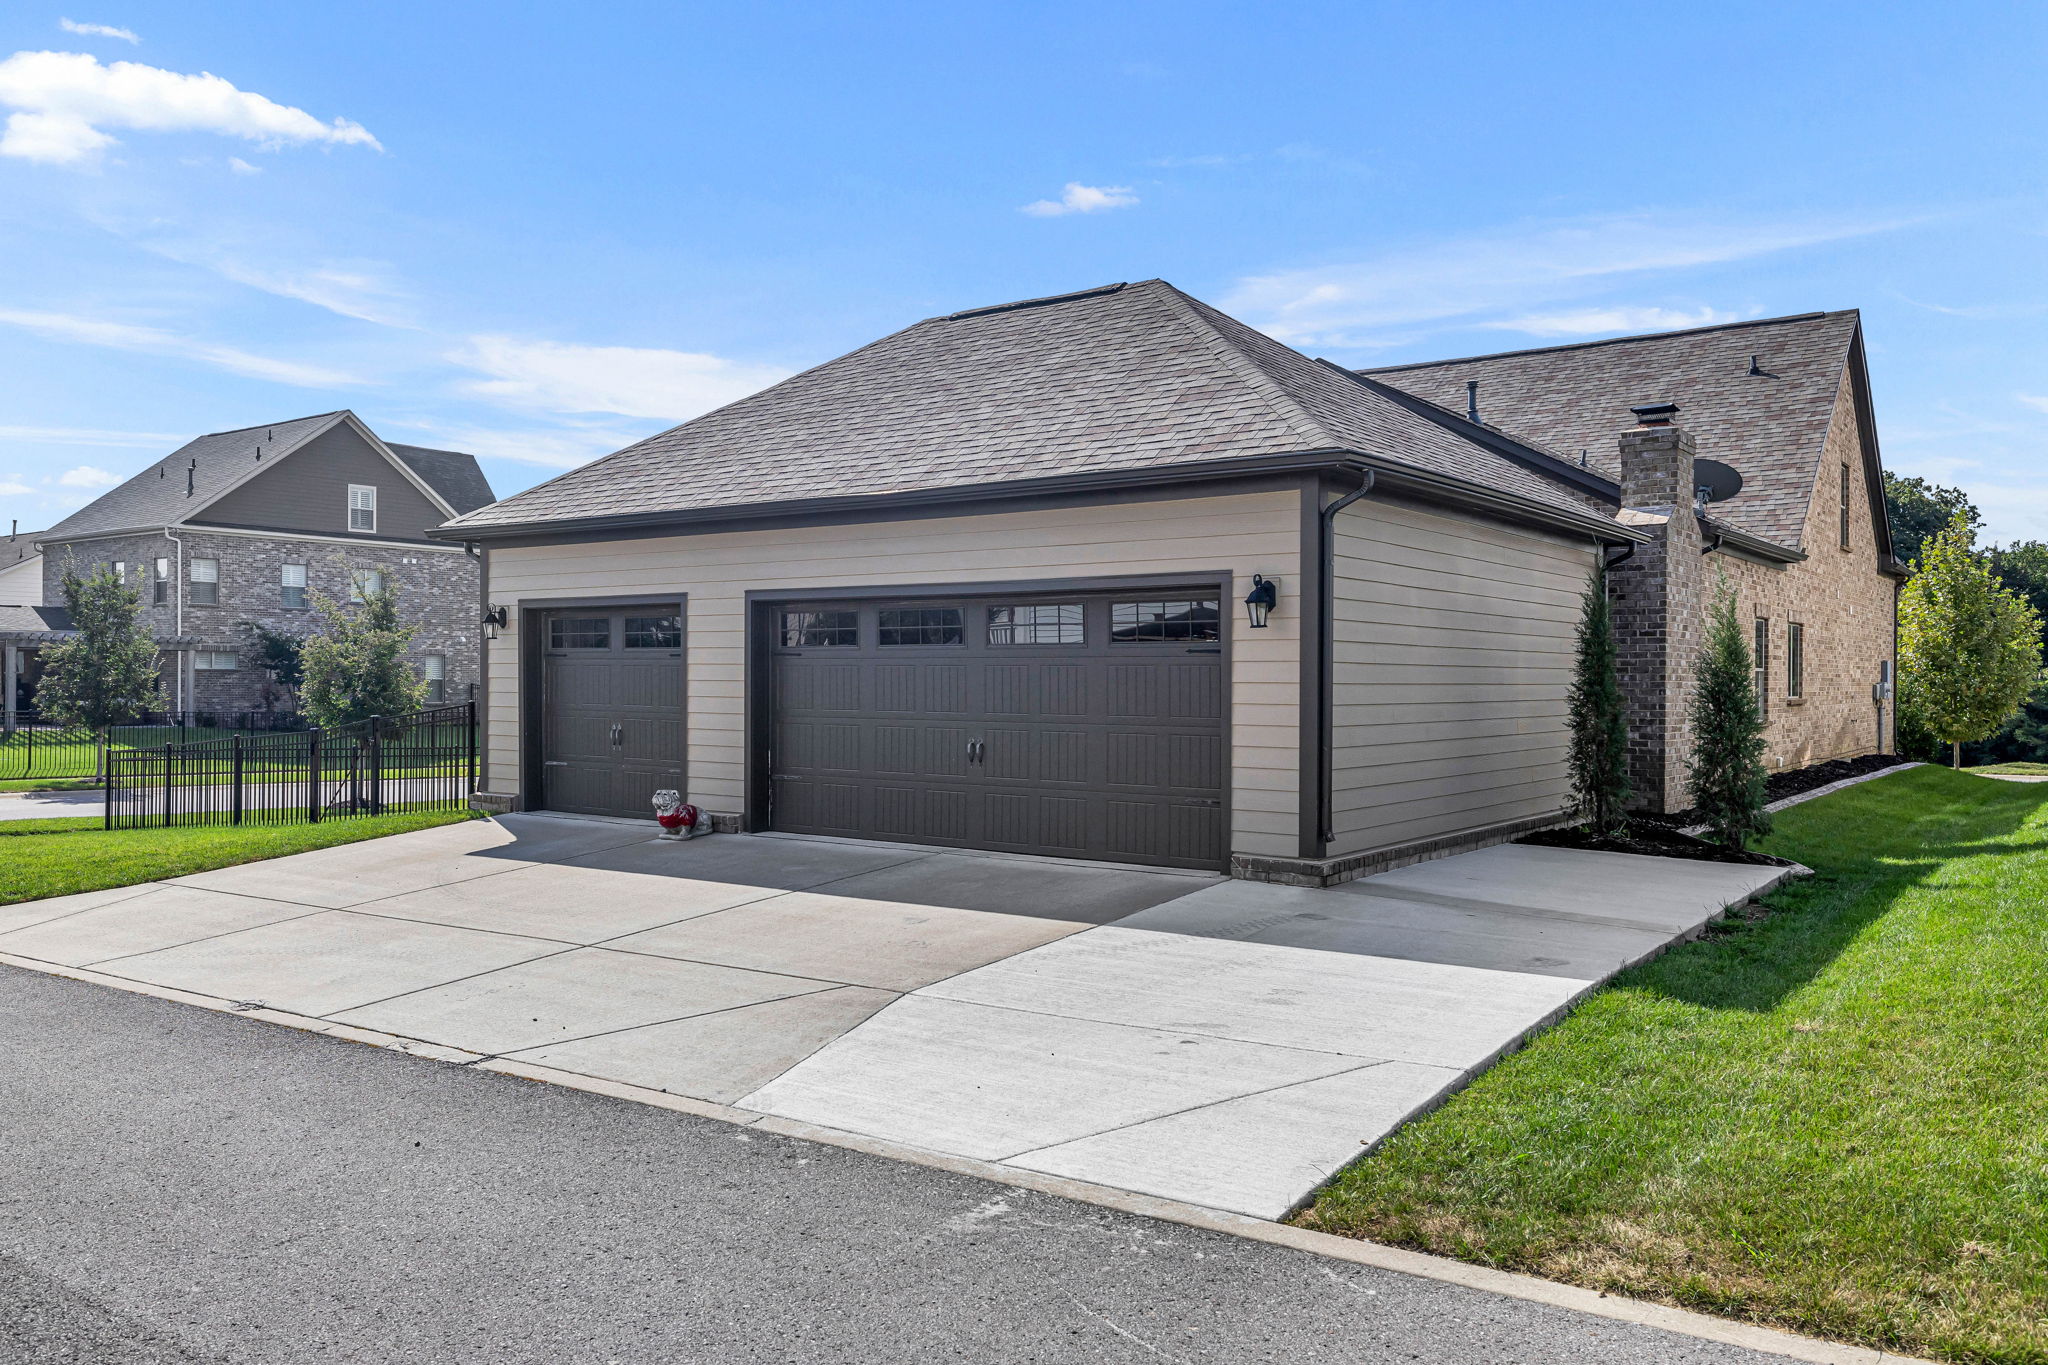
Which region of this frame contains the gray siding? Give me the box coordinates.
[1328,497,1596,857]
[195,424,449,542]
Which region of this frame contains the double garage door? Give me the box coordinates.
[767,590,1227,870]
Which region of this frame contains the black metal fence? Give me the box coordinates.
[2,710,315,783]
[105,702,477,829]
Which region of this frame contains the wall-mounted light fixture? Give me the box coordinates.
[481,604,508,640]
[1243,574,1278,629]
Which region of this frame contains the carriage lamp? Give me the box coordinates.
[481,604,508,640]
[1243,575,1278,629]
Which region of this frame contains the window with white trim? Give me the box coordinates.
[348,484,377,533]
[349,568,384,604]
[193,650,239,671]
[189,557,219,607]
[152,557,169,606]
[422,653,446,702]
[281,563,308,610]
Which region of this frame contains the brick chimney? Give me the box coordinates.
[1618,402,1697,512]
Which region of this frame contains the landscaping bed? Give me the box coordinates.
[1517,820,1795,866]
[1300,765,2048,1364]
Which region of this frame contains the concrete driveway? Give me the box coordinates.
[0,814,1792,1220]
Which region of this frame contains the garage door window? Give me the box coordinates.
[550,617,610,650]
[1111,599,1220,643]
[987,603,1083,645]
[878,606,963,646]
[625,614,681,648]
[780,609,857,647]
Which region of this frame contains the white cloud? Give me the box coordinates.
[1020,182,1139,217]
[0,480,32,496]
[1484,305,1744,338]
[2017,394,2048,414]
[59,19,139,43]
[0,306,362,386]
[1224,212,1903,348]
[227,154,259,174]
[456,336,789,421]
[0,424,182,446]
[0,50,381,165]
[385,420,659,471]
[56,464,122,487]
[204,257,409,326]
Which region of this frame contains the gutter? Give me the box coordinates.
[436,448,1650,550]
[1697,516,1805,565]
[1312,465,1376,857]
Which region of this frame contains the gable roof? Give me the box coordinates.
[1362,311,1863,549]
[2,530,39,570]
[0,603,71,641]
[446,279,1620,537]
[388,444,496,514]
[36,413,490,542]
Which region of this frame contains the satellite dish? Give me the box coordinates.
[1693,458,1744,504]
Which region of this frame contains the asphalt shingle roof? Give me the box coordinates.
[37,414,493,540]
[448,279,1613,533]
[0,603,71,638]
[1363,312,1861,550]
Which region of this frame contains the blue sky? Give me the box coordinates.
[2,2,2046,542]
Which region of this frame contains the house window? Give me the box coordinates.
[779,609,857,648]
[1754,618,1770,723]
[193,650,239,671]
[422,653,446,702]
[281,563,308,610]
[549,617,610,650]
[878,607,964,646]
[1839,463,1851,550]
[348,568,383,604]
[1787,622,1805,700]
[1111,599,1221,643]
[348,484,377,533]
[110,560,126,584]
[152,558,169,606]
[625,614,681,649]
[189,557,219,607]
[988,603,1084,645]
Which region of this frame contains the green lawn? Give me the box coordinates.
[1968,762,2048,777]
[0,809,475,906]
[1300,765,2048,1365]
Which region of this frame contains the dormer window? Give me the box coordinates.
[348,484,377,533]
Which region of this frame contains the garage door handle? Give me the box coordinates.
[967,739,984,765]
[610,723,622,747]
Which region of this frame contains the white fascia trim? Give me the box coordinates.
[341,412,463,521]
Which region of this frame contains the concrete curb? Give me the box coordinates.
[0,948,1934,1365]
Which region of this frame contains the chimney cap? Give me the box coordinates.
[1630,402,1681,426]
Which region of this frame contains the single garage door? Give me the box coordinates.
[767,590,1226,869]
[539,606,686,818]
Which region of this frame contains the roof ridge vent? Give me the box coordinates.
[947,282,1128,321]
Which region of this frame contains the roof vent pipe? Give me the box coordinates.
[1748,354,1764,376]
[1465,379,1481,424]
[186,459,196,496]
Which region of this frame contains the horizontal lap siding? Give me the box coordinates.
[484,491,1302,858]
[1329,498,1596,858]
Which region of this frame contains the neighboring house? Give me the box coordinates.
[1363,311,1903,810]
[14,411,494,721]
[437,280,1896,884]
[0,527,40,602]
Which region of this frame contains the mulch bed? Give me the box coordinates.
[1519,754,1912,868]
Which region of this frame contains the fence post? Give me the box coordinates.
[308,728,323,823]
[103,752,112,831]
[231,733,244,826]
[162,742,173,828]
[369,716,384,815]
[467,700,477,796]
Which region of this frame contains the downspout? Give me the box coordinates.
[162,525,185,713]
[1314,467,1376,856]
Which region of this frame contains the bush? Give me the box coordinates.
[1687,581,1770,849]
[1566,562,1630,836]
[298,566,429,729]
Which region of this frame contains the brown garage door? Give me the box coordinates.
[767,591,1225,869]
[540,607,686,819]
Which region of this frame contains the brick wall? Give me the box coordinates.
[38,531,480,720]
[1609,374,1897,809]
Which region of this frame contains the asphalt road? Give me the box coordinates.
[1,965,1803,1365]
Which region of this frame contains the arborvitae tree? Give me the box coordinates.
[1567,562,1631,837]
[297,566,428,729]
[1688,580,1771,850]
[1899,512,2043,767]
[35,565,163,731]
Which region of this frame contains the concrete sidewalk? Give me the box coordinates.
[0,815,1793,1220]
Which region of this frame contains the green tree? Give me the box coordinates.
[297,566,428,729]
[1962,675,2048,765]
[1883,472,1980,568]
[1898,513,2044,767]
[35,565,163,732]
[245,624,306,690]
[1987,540,2048,663]
[1566,562,1631,837]
[1687,580,1771,849]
